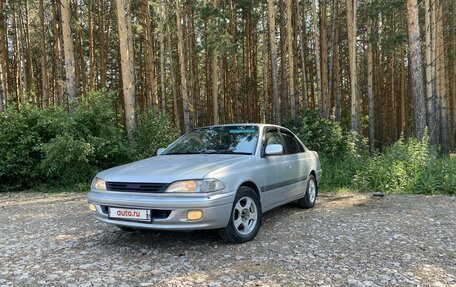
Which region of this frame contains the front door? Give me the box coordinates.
[259,129,296,210]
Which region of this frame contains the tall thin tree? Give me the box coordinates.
[267,0,281,124]
[115,0,136,142]
[286,0,296,117]
[211,0,220,125]
[346,0,360,132]
[60,0,77,102]
[176,0,191,132]
[406,0,426,140]
[367,14,375,156]
[159,0,166,113]
[311,0,323,116]
[39,0,49,108]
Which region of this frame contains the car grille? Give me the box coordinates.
[106,182,169,193]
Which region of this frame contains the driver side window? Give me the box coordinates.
[265,131,282,145]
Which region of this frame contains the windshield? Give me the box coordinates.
[163,126,259,155]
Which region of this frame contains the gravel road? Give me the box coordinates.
[0,192,455,287]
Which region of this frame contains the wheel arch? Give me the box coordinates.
[310,170,317,180]
[238,181,261,198]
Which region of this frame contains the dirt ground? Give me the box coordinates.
[0,192,455,286]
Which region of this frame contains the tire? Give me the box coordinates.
[218,186,262,244]
[297,174,317,209]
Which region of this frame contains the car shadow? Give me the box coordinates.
[95,201,305,250]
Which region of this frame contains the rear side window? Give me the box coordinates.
[281,132,305,154]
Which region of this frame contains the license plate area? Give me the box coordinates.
[108,207,151,222]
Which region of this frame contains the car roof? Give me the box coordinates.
[195,123,284,130]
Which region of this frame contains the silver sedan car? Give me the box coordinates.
[87,124,322,243]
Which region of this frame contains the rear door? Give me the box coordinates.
[280,129,309,198]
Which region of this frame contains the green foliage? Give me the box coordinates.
[319,156,366,191]
[131,111,178,160]
[0,91,178,191]
[38,92,130,186]
[285,111,454,195]
[284,110,366,191]
[285,110,364,161]
[352,135,454,194]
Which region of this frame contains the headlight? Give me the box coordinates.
[165,180,198,193]
[91,177,106,190]
[200,179,225,192]
[165,179,225,193]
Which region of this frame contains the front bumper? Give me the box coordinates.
[87,190,234,230]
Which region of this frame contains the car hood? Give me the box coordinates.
[98,154,250,183]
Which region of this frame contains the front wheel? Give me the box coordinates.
[218,187,262,243]
[297,174,317,209]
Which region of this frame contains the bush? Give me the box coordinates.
[285,110,364,161]
[353,136,434,193]
[284,110,366,191]
[131,111,178,160]
[411,156,456,195]
[0,91,180,191]
[39,92,130,186]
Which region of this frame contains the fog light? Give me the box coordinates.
[89,203,97,212]
[187,210,203,220]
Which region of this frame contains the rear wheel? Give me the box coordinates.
[297,174,317,209]
[218,186,262,243]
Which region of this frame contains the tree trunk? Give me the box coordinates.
[311,0,323,117]
[99,1,113,90]
[72,0,86,99]
[88,0,95,90]
[176,0,191,132]
[262,7,269,123]
[159,0,166,113]
[367,16,375,156]
[0,52,4,111]
[141,1,157,109]
[190,13,200,125]
[39,0,49,108]
[346,0,360,132]
[406,0,426,140]
[400,46,406,135]
[52,0,63,105]
[16,2,26,106]
[328,0,338,119]
[320,0,329,118]
[435,0,449,153]
[0,0,8,110]
[279,0,288,118]
[267,0,281,125]
[22,0,34,101]
[424,0,434,140]
[115,0,136,142]
[334,38,341,121]
[229,0,241,122]
[286,0,295,117]
[211,0,220,125]
[61,0,77,102]
[166,12,180,132]
[296,0,308,111]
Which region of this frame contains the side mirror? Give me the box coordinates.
[156,148,165,156]
[265,144,283,156]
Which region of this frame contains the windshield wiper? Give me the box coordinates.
[163,151,201,155]
[212,151,252,155]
